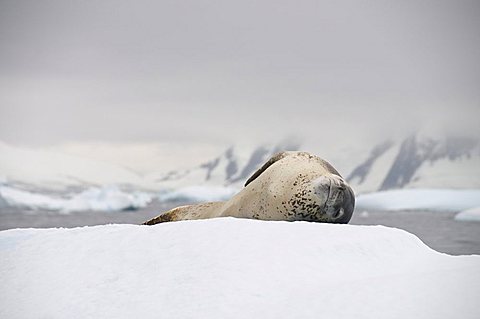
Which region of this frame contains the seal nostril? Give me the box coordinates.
[332,208,341,219]
[333,208,345,219]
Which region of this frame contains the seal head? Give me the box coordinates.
[312,174,355,223]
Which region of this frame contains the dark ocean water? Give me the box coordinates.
[350,210,480,255]
[1,200,479,256]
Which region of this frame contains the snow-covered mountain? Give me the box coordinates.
[146,138,302,189]
[1,133,479,197]
[145,133,480,194]
[347,134,480,193]
[0,141,153,191]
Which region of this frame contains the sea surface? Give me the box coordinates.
[1,200,479,256]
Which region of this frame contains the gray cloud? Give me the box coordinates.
[1,0,479,146]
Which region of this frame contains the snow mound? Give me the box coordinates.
[0,185,152,212]
[356,188,480,211]
[1,218,479,319]
[157,185,238,202]
[455,207,480,222]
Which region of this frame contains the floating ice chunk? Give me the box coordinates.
[158,185,238,202]
[356,189,480,212]
[455,207,480,222]
[1,219,479,319]
[359,211,369,218]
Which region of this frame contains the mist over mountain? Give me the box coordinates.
[3,130,478,195]
[347,134,480,193]
[151,133,480,194]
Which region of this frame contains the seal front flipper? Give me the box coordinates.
[142,202,225,225]
[244,151,290,187]
[142,206,186,225]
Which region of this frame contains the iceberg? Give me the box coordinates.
[157,185,238,202]
[0,185,152,212]
[455,207,480,222]
[0,183,238,212]
[356,188,480,212]
[1,218,479,319]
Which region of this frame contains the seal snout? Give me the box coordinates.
[313,175,355,223]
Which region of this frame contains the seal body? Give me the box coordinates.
[143,151,355,225]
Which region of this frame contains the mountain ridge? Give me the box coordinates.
[1,134,479,194]
[154,133,480,193]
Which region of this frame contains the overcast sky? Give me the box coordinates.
[1,0,479,148]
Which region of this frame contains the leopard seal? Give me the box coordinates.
[143,151,355,225]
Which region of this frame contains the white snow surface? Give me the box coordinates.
[1,218,479,319]
[455,207,480,222]
[0,185,152,212]
[356,188,480,212]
